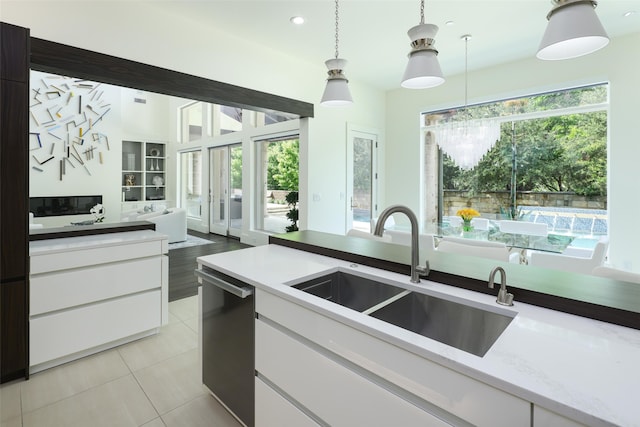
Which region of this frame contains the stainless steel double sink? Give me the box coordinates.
[291,270,515,357]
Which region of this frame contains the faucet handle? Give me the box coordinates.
[415,263,430,278]
[496,288,514,306]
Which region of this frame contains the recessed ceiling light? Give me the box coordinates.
[445,20,455,26]
[623,10,636,17]
[290,16,305,25]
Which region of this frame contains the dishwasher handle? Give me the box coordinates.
[195,269,254,299]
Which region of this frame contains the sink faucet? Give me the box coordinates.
[488,266,514,306]
[373,205,429,283]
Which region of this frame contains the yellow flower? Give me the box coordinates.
[456,208,480,222]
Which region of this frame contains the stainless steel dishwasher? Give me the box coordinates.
[195,265,254,427]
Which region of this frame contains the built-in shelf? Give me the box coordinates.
[122,141,166,203]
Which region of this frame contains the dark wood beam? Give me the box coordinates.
[1,22,30,383]
[30,37,314,118]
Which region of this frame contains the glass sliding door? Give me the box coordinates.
[209,147,228,235]
[209,144,242,237]
[229,145,243,236]
[179,150,202,219]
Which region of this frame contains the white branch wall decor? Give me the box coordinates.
[29,75,112,180]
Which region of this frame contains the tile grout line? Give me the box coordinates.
[20,351,132,418]
[20,374,137,419]
[129,368,162,424]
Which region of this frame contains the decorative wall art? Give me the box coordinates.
[29,75,111,180]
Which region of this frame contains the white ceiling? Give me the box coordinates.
[149,0,639,91]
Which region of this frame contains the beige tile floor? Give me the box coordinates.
[0,296,242,427]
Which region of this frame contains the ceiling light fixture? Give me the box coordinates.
[320,0,353,106]
[290,16,305,25]
[537,0,609,60]
[401,0,444,89]
[433,35,500,170]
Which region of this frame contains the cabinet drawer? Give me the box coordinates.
[255,377,320,427]
[30,290,161,367]
[256,319,452,427]
[256,289,529,427]
[534,406,586,427]
[31,257,162,315]
[30,240,162,274]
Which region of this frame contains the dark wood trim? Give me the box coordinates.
[30,37,314,118]
[0,280,28,383]
[1,22,30,383]
[1,23,29,82]
[0,20,313,383]
[270,231,640,331]
[29,221,156,241]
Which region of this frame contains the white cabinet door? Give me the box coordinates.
[31,257,161,315]
[255,377,320,427]
[30,290,161,367]
[256,319,453,427]
[534,406,586,427]
[256,289,530,427]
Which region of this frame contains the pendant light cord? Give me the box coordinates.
[420,0,425,24]
[464,36,468,108]
[334,0,340,59]
[462,34,471,110]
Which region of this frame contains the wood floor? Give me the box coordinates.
[168,230,251,302]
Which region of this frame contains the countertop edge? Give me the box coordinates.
[29,221,156,241]
[197,246,631,427]
[270,231,640,331]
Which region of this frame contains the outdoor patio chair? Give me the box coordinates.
[499,220,548,236]
[529,236,609,274]
[592,266,640,284]
[436,236,511,262]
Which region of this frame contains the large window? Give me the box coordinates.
[179,150,202,218]
[180,102,204,142]
[423,84,608,237]
[255,136,299,234]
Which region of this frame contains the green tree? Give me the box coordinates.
[230,146,242,190]
[443,111,607,197]
[267,139,299,191]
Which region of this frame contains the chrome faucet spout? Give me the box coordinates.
[374,205,429,283]
[488,266,514,306]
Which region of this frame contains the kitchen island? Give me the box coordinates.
[29,228,169,373]
[198,242,640,427]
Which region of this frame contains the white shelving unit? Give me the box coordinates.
[122,140,166,207]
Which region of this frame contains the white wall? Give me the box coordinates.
[29,70,177,227]
[385,32,640,272]
[28,71,123,227]
[3,1,387,239]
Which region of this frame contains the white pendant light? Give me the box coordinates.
[401,0,444,89]
[537,0,609,60]
[321,0,353,106]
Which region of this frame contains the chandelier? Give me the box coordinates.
[432,35,500,170]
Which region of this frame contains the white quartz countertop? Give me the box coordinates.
[197,244,640,427]
[30,230,167,255]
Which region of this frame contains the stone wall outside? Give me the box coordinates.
[443,191,607,218]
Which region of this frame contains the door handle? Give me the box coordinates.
[195,269,253,298]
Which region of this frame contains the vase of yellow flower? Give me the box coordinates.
[456,208,480,232]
